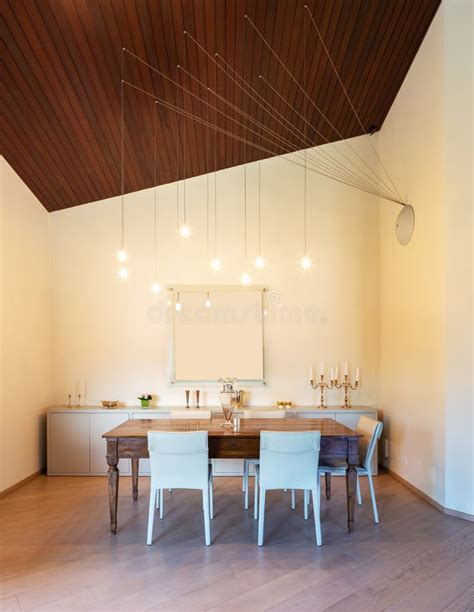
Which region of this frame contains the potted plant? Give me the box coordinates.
[138,394,153,408]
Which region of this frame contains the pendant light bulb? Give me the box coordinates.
[211,257,222,271]
[117,249,127,263]
[241,272,251,286]
[255,256,265,269]
[118,266,128,280]
[300,255,311,270]
[151,282,161,294]
[179,224,190,239]
[175,292,182,312]
[205,292,212,308]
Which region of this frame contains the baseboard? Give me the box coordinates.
[385,467,474,523]
[0,470,43,498]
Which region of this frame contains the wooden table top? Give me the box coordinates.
[102,417,361,439]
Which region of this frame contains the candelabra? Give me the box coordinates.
[310,374,334,409]
[334,374,359,409]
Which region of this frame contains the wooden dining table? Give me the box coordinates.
[103,417,362,534]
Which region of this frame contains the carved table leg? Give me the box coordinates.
[325,472,331,500]
[106,439,119,534]
[346,465,357,532]
[131,457,139,501]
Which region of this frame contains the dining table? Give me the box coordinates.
[102,416,362,534]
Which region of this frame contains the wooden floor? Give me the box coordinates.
[0,474,473,611]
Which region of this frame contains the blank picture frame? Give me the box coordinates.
[168,286,265,384]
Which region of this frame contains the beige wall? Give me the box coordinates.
[0,157,52,492]
[379,1,473,515]
[49,138,380,409]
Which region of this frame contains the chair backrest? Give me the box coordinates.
[356,416,383,470]
[171,410,212,420]
[148,431,209,489]
[242,410,286,419]
[259,430,321,490]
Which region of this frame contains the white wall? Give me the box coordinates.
[379,1,473,515]
[49,137,380,409]
[0,157,52,492]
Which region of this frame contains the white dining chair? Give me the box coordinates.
[147,431,213,546]
[162,410,212,508]
[317,416,383,523]
[255,430,322,546]
[241,410,287,519]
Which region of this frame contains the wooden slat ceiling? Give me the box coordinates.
[2,0,440,212]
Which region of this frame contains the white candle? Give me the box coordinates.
[334,366,338,381]
[355,368,360,382]
[344,362,348,376]
[308,366,314,382]
[320,362,324,376]
[330,367,334,381]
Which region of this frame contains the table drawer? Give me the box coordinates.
[209,436,259,459]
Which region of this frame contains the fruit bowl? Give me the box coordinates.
[101,400,119,409]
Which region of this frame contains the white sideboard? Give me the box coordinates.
[47,406,378,476]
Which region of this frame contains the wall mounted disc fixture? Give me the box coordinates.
[395,204,415,245]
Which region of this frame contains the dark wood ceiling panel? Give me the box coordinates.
[1,0,441,212]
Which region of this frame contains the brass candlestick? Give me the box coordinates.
[334,374,359,409]
[310,375,334,409]
[195,389,200,408]
[185,390,190,409]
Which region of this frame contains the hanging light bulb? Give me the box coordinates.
[117,249,127,263]
[300,255,311,270]
[255,256,265,269]
[241,272,251,286]
[205,292,212,308]
[179,224,190,238]
[211,257,222,271]
[151,282,161,294]
[175,292,182,312]
[118,266,128,280]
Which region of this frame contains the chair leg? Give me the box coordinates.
[253,465,259,520]
[159,489,164,520]
[244,462,250,510]
[209,473,214,520]
[304,490,309,520]
[147,488,156,545]
[257,488,266,546]
[155,487,160,509]
[202,489,211,545]
[367,472,379,523]
[356,475,362,506]
[312,484,322,546]
[325,472,331,500]
[242,459,248,492]
[291,489,296,510]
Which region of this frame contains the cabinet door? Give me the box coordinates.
[90,413,130,474]
[212,459,245,476]
[49,413,90,474]
[296,412,336,420]
[335,413,378,474]
[131,412,169,474]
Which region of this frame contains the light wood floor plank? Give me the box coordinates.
[0,474,472,612]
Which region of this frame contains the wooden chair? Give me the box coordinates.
[255,430,322,546]
[241,410,287,518]
[318,416,383,523]
[147,431,213,545]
